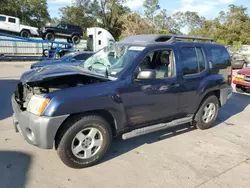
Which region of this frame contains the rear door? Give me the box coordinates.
[178,44,209,116]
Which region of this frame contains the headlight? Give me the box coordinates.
[27,95,50,116]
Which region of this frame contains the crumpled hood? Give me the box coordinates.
[20,65,109,84]
[238,67,250,75]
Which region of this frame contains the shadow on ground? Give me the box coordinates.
[217,91,250,125]
[0,79,19,120]
[0,151,32,188]
[102,91,250,164]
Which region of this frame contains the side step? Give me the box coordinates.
[122,117,193,140]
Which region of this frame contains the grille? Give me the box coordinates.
[244,76,250,82]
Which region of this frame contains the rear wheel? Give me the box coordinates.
[20,30,30,38]
[236,85,246,93]
[71,35,80,44]
[45,32,55,41]
[56,115,112,169]
[193,95,219,130]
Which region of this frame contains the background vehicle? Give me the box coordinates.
[12,35,232,169]
[86,27,115,52]
[30,51,94,69]
[231,53,249,69]
[0,14,39,38]
[41,24,83,44]
[233,66,250,93]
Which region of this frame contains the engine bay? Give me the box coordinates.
[15,74,107,109]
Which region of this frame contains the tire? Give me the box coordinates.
[194,95,219,130]
[56,115,112,169]
[20,30,30,38]
[67,38,72,43]
[45,32,55,41]
[71,35,80,44]
[236,85,246,93]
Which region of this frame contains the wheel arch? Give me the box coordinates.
[54,109,117,148]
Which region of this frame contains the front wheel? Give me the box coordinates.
[56,115,112,168]
[193,95,219,130]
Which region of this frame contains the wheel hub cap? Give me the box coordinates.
[202,103,216,123]
[71,127,103,159]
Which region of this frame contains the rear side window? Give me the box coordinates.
[0,16,6,22]
[8,18,16,23]
[180,47,206,75]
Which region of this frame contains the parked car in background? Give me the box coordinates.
[41,24,83,44]
[231,53,249,69]
[233,66,250,93]
[30,51,94,69]
[12,34,232,168]
[0,14,39,37]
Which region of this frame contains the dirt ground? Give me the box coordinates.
[0,62,250,188]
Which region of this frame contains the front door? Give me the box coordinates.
[123,48,181,126]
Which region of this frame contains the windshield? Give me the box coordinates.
[60,52,75,61]
[79,44,144,77]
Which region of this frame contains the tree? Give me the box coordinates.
[60,0,130,40]
[143,0,160,26]
[0,0,50,28]
[154,9,182,34]
[189,5,250,45]
[120,12,151,39]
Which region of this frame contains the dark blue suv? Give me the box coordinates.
[11,35,233,168]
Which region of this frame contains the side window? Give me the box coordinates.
[138,49,176,79]
[8,18,16,23]
[181,47,198,75]
[210,46,230,64]
[181,47,206,76]
[0,16,6,22]
[196,48,206,72]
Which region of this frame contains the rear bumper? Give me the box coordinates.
[220,86,233,106]
[11,95,69,149]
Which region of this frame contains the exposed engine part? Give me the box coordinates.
[15,74,106,109]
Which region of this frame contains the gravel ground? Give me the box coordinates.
[0,62,250,188]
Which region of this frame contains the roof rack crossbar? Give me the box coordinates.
[169,35,214,42]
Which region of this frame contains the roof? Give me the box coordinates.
[118,34,215,46]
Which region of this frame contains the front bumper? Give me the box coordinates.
[220,86,233,106]
[11,95,69,149]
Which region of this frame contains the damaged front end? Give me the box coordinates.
[14,68,111,111]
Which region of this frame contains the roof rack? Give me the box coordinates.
[119,34,215,44]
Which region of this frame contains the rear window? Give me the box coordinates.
[8,18,16,23]
[0,16,6,22]
[180,47,206,75]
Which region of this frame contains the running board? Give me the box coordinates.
[122,117,193,140]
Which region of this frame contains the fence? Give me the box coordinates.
[0,36,87,55]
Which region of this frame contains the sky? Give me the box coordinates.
[48,0,250,19]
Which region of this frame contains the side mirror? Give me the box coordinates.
[71,58,76,62]
[137,70,156,80]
